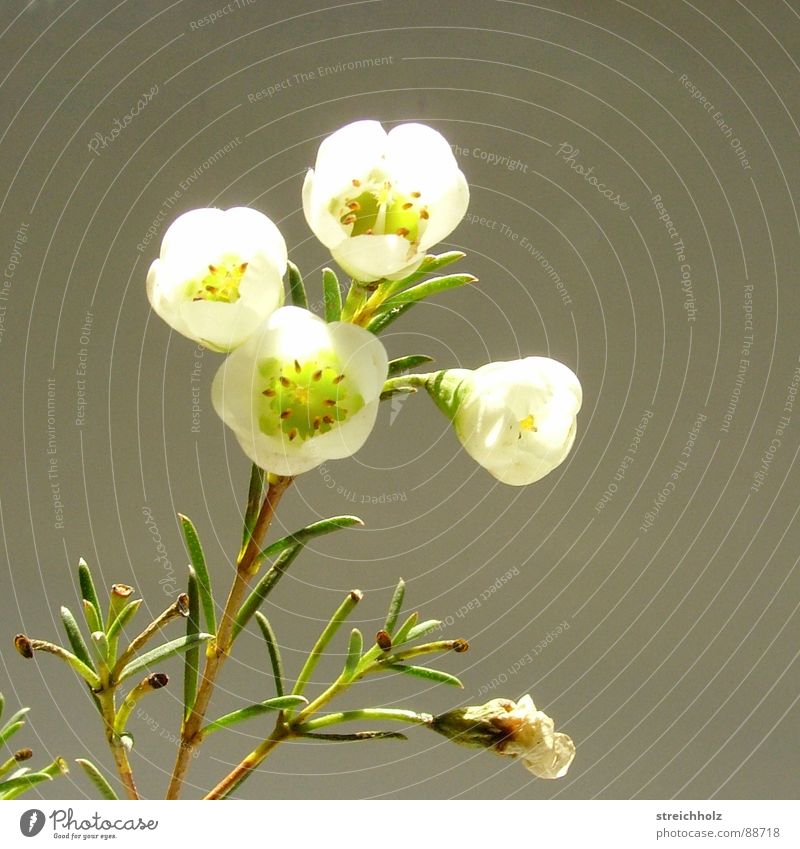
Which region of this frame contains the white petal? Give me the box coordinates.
[332,234,421,282]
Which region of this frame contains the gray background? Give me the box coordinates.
[1,0,798,800]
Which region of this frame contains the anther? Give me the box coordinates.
[312,370,322,381]
[313,417,322,430]
[263,388,276,397]
[294,359,301,373]
[323,399,336,406]
[208,264,218,273]
[347,201,360,211]
[288,428,298,441]
[280,410,292,420]
[342,214,357,225]
[396,227,409,237]
[420,209,429,220]
[352,178,361,187]
[402,202,413,210]
[323,415,334,425]
[333,374,346,384]
[411,191,421,198]
[279,376,292,388]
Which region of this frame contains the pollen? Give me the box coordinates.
[188,255,248,304]
[519,414,537,432]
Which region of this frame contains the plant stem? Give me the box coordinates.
[296,709,434,733]
[203,724,289,800]
[97,689,138,800]
[165,474,292,800]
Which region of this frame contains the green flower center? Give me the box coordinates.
[257,354,364,442]
[335,177,428,243]
[188,255,248,303]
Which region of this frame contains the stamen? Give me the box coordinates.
[294,359,302,373]
[313,417,321,430]
[288,428,298,441]
[279,376,292,388]
[333,374,346,384]
[342,214,357,225]
[208,264,218,273]
[396,227,409,237]
[323,415,334,425]
[262,389,276,397]
[420,209,429,220]
[323,399,336,406]
[402,202,413,210]
[352,178,361,187]
[347,201,360,211]
[280,410,292,420]
[312,370,322,381]
[411,191,421,198]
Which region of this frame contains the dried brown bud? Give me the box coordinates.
[175,593,190,617]
[14,634,33,659]
[349,589,363,603]
[111,583,134,599]
[147,672,169,690]
[453,639,469,653]
[14,748,33,762]
[375,630,392,651]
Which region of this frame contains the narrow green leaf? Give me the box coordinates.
[287,261,308,308]
[344,628,363,678]
[322,267,342,322]
[0,721,25,747]
[0,771,55,796]
[91,631,109,665]
[74,758,118,800]
[385,663,463,688]
[105,599,143,642]
[78,558,102,632]
[232,543,304,641]
[82,600,102,635]
[259,515,363,561]
[299,730,407,742]
[254,612,283,697]
[178,514,216,634]
[383,274,476,307]
[401,251,466,284]
[242,464,266,550]
[384,578,406,634]
[184,568,201,721]
[59,607,95,674]
[203,696,308,736]
[366,301,415,334]
[387,355,434,378]
[117,634,212,684]
[391,611,418,646]
[404,620,443,643]
[292,590,363,699]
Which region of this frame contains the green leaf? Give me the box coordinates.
[233,544,304,641]
[242,464,266,550]
[382,274,476,308]
[384,578,406,634]
[400,251,466,284]
[385,663,463,688]
[75,758,118,800]
[105,599,143,642]
[254,612,283,697]
[344,628,363,678]
[91,631,109,665]
[0,721,25,747]
[299,730,407,742]
[287,261,308,308]
[78,558,102,632]
[116,634,212,684]
[203,696,308,736]
[366,301,415,334]
[259,515,363,561]
[0,771,55,797]
[387,355,434,379]
[404,620,442,643]
[178,514,216,634]
[322,267,342,322]
[184,568,201,721]
[391,611,418,646]
[59,607,95,674]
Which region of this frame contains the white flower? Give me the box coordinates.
[496,695,575,779]
[450,357,582,486]
[211,306,388,476]
[302,120,469,282]
[146,207,287,352]
[431,694,575,779]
